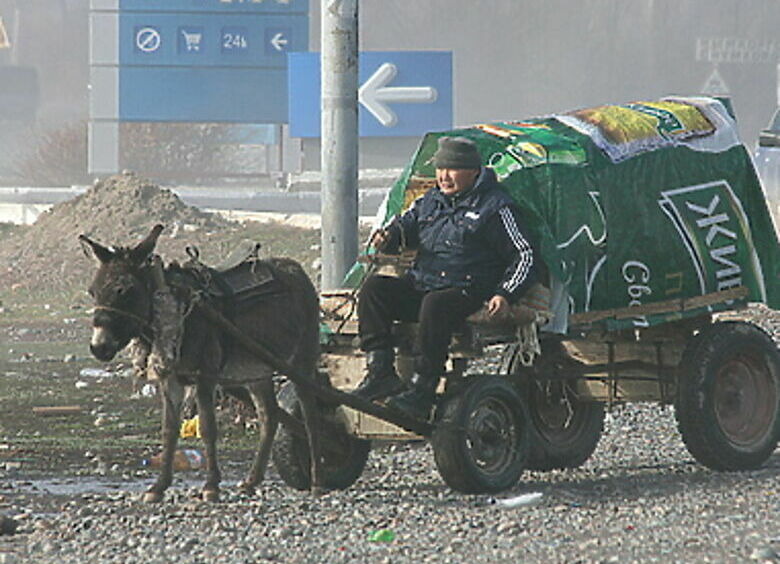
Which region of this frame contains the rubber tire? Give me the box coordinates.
[432,376,530,494]
[675,321,780,471]
[272,383,371,491]
[525,380,605,471]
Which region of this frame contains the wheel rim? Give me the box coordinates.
[713,350,777,448]
[531,380,589,446]
[465,397,518,476]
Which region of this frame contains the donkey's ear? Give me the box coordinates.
[129,224,164,263]
[79,234,114,263]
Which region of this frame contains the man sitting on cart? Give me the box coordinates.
[354,136,539,420]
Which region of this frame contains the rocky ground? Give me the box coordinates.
[0,174,778,563]
[0,308,778,564]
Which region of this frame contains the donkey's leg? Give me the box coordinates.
[144,378,185,503]
[295,383,323,496]
[195,381,221,502]
[238,379,278,495]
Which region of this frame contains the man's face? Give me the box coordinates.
[436,167,480,197]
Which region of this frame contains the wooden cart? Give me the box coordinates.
[250,255,780,495]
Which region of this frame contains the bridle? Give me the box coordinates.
[91,265,156,341]
[93,304,153,333]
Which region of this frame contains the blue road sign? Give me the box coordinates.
[288,51,452,138]
[119,67,288,122]
[119,13,307,67]
[118,0,309,14]
[113,7,308,123]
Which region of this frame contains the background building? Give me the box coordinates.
[0,0,777,181]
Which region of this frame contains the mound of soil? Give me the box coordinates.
[0,172,318,297]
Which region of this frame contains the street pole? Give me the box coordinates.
[320,0,359,290]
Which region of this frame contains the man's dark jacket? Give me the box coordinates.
[382,167,536,303]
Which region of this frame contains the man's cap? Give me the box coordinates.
[433,136,482,169]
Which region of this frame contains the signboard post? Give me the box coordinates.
[89,0,309,174]
[320,0,358,290]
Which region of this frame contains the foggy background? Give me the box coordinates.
[0,0,778,185]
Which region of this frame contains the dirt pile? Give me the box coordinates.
[0,172,318,297]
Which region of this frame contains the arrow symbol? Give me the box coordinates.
[271,32,288,52]
[358,62,438,127]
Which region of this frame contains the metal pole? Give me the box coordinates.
[320,0,359,290]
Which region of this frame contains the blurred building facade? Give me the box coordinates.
[0,0,777,179]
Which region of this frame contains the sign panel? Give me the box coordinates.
[119,13,307,67]
[96,3,309,123]
[116,0,309,14]
[288,51,452,137]
[119,67,288,122]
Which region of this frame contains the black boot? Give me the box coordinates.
[385,371,439,421]
[352,349,405,401]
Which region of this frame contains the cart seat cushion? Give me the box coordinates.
[466,282,551,328]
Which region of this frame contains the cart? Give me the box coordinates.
[264,96,779,494]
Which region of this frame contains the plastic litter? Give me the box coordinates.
[79,368,112,378]
[142,449,204,471]
[487,492,544,509]
[180,415,201,439]
[367,529,395,543]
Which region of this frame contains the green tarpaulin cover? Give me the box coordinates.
[344,96,779,332]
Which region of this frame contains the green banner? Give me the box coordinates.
[346,96,779,331]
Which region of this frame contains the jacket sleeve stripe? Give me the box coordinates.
[498,206,533,293]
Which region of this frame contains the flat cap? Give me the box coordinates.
[432,136,482,169]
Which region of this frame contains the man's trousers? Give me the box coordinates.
[358,274,484,374]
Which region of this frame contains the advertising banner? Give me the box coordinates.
[351,97,778,332]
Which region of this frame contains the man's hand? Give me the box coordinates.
[486,294,510,318]
[369,228,390,251]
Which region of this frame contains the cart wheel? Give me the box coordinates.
[432,376,530,494]
[272,382,370,491]
[525,379,604,471]
[675,321,780,471]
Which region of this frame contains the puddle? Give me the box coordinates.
[5,476,203,496]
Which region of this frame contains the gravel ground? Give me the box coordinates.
[1,308,778,564]
[2,407,779,564]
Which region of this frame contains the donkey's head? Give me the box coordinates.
[80,225,164,361]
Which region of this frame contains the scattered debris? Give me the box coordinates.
[79,368,112,378]
[487,492,544,509]
[180,415,201,439]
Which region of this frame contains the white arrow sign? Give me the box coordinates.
[358,62,438,127]
[271,32,288,52]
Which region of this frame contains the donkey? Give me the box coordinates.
[80,225,323,502]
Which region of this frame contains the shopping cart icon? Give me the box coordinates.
[181,29,202,52]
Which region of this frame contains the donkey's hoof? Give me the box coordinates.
[310,486,325,498]
[202,489,220,503]
[142,491,163,503]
